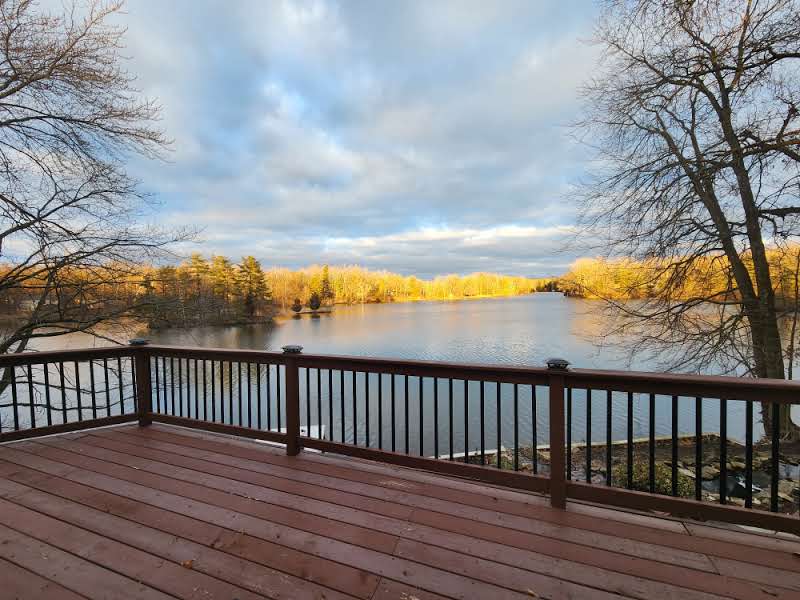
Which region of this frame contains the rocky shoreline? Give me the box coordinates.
[470,434,800,514]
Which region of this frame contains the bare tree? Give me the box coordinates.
[575,0,800,438]
[0,0,187,373]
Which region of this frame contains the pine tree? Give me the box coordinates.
[308,292,321,311]
[321,264,334,303]
[237,256,269,318]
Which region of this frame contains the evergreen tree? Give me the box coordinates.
[209,256,235,302]
[308,292,321,311]
[237,256,269,318]
[321,265,334,303]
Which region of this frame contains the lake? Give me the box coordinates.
[138,293,771,449]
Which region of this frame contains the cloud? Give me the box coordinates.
[114,0,599,276]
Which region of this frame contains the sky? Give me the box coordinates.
[117,1,601,278]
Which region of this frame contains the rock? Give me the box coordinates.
[778,480,798,499]
[727,460,746,471]
[678,467,696,479]
[701,465,720,480]
[728,497,746,507]
[778,492,794,503]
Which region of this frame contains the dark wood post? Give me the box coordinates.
[283,345,302,456]
[130,340,152,427]
[547,358,569,509]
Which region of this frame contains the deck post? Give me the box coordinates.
[130,340,152,427]
[547,358,569,509]
[283,345,303,456]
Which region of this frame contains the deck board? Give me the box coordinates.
[0,423,797,599]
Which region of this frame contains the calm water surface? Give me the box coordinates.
[151,294,620,367]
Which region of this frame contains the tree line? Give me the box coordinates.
[560,248,800,307]
[265,264,554,309]
[0,254,555,330]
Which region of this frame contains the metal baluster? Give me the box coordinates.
[103,358,110,418]
[353,370,358,445]
[237,361,242,426]
[532,385,538,474]
[27,364,35,429]
[89,360,97,419]
[404,375,409,454]
[606,390,612,486]
[203,360,208,421]
[256,363,270,431]
[328,369,333,441]
[497,383,502,469]
[117,356,125,415]
[179,358,184,417]
[10,367,19,431]
[649,393,656,494]
[75,361,82,421]
[513,383,519,471]
[340,369,345,443]
[627,391,634,489]
[771,402,780,512]
[720,398,727,504]
[195,359,200,421]
[317,368,322,440]
[266,363,272,429]
[586,388,592,483]
[169,357,175,416]
[160,357,167,415]
[378,373,383,448]
[257,363,263,429]
[695,397,702,501]
[567,387,572,480]
[130,356,137,413]
[418,376,423,456]
[365,372,370,446]
[45,363,52,426]
[247,362,252,428]
[448,378,454,461]
[745,400,753,508]
[464,380,470,463]
[391,373,396,452]
[307,367,312,437]
[276,364,282,431]
[227,361,233,425]
[60,362,67,425]
[672,395,678,496]
[185,358,192,419]
[211,361,217,422]
[480,380,485,465]
[434,377,439,459]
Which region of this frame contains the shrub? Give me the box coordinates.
[611,461,693,497]
[308,292,321,311]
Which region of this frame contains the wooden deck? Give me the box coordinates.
[0,424,797,600]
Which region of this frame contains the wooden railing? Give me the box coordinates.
[1,342,798,534]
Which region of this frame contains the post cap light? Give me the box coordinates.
[282,344,303,354]
[546,357,570,370]
[128,338,149,346]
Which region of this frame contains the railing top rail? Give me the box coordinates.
[564,368,800,403]
[3,342,793,403]
[0,345,136,367]
[141,344,800,403]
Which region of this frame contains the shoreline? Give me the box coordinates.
[274,291,543,316]
[466,433,799,512]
